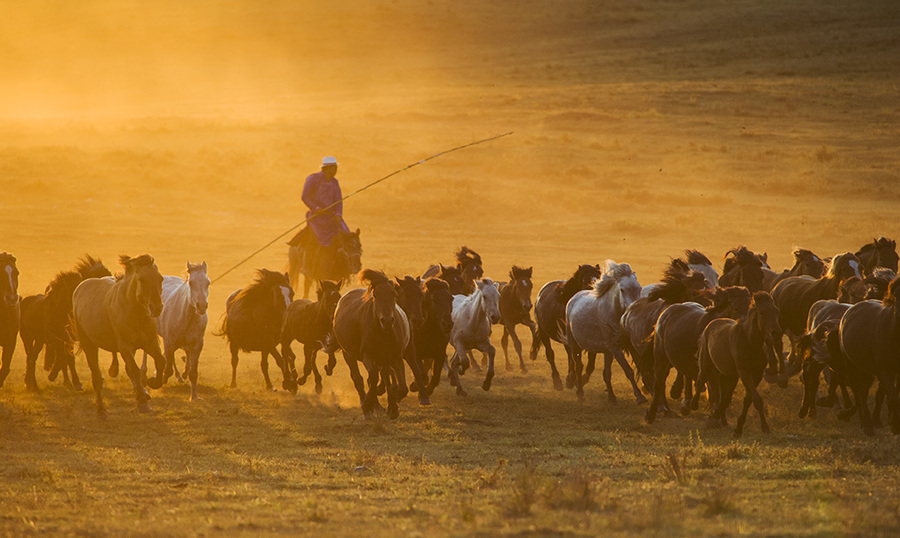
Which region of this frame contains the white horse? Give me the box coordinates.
[142,262,210,401]
[447,279,501,396]
[565,260,645,404]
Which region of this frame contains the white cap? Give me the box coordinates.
[321,156,339,167]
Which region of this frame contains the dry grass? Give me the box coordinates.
[2,0,900,535]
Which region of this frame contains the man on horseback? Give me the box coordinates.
[288,156,361,297]
[301,156,350,247]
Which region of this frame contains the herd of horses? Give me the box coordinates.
[2,234,900,439]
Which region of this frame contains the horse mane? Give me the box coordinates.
[647,259,705,303]
[592,261,634,298]
[0,252,16,266]
[509,265,532,280]
[455,246,482,268]
[75,255,112,279]
[46,270,84,296]
[119,254,155,274]
[234,269,288,304]
[562,264,600,299]
[684,250,712,266]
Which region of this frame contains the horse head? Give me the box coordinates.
[361,269,396,330]
[438,264,465,295]
[337,229,363,275]
[792,248,825,279]
[424,277,454,334]
[121,254,164,317]
[186,261,210,316]
[750,291,781,338]
[456,246,483,279]
[477,279,501,325]
[509,265,534,311]
[723,246,765,292]
[395,275,425,330]
[0,253,19,307]
[874,237,899,273]
[594,261,641,312]
[316,280,342,316]
[827,252,863,284]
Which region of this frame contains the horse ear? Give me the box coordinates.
[395,277,404,286]
[202,261,207,270]
[284,272,290,282]
[416,277,422,286]
[525,267,533,277]
[355,228,360,235]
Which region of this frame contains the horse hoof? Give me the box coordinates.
[644,410,656,424]
[388,405,399,420]
[418,396,432,406]
[607,394,617,404]
[634,394,648,405]
[74,383,84,392]
[315,383,323,395]
[138,402,152,414]
[109,363,119,378]
[230,382,237,389]
[680,401,692,416]
[48,370,59,382]
[456,387,468,397]
[147,378,162,390]
[97,408,108,420]
[732,430,743,440]
[482,380,492,391]
[25,383,39,393]
[565,376,576,390]
[552,377,563,391]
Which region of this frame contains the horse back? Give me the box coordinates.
[73,277,117,350]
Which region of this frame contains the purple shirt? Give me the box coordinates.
[302,171,349,246]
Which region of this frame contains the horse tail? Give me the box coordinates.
[634,330,656,385]
[556,318,568,346]
[213,312,228,338]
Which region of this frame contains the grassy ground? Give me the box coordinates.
[2,0,900,535]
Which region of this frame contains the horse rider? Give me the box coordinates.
[298,156,350,253]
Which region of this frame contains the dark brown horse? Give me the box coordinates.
[287,227,362,299]
[333,269,409,418]
[855,237,898,275]
[220,269,294,391]
[621,258,709,395]
[421,264,466,295]
[414,278,455,397]
[422,246,484,295]
[497,266,536,373]
[73,255,166,416]
[839,277,900,435]
[280,280,342,395]
[0,253,20,390]
[530,264,601,390]
[645,286,751,423]
[697,292,781,438]
[394,275,431,406]
[19,256,111,391]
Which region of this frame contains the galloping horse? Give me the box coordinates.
[448,279,501,396]
[288,228,362,299]
[565,261,644,404]
[394,276,431,405]
[531,264,602,390]
[281,280,342,395]
[0,253,19,390]
[141,262,210,401]
[333,270,409,418]
[73,255,167,416]
[220,269,294,391]
[415,278,455,396]
[496,266,537,373]
[697,292,782,438]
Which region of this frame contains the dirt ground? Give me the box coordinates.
[2,1,900,536]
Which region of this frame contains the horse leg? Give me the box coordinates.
[541,333,563,390]
[298,343,314,386]
[109,351,119,378]
[613,348,646,405]
[734,393,754,439]
[482,343,496,391]
[0,344,14,390]
[187,344,202,402]
[601,352,615,404]
[343,354,368,409]
[426,351,447,395]
[799,361,825,419]
[403,345,431,405]
[645,356,671,424]
[229,343,240,388]
[143,341,167,390]
[312,361,323,395]
[82,344,106,418]
[260,351,274,392]
[166,342,183,384]
[120,349,152,413]
[65,343,83,391]
[583,352,596,385]
[23,337,41,392]
[362,356,381,417]
[681,376,694,416]
[501,327,512,371]
[512,322,529,372]
[715,375,739,428]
